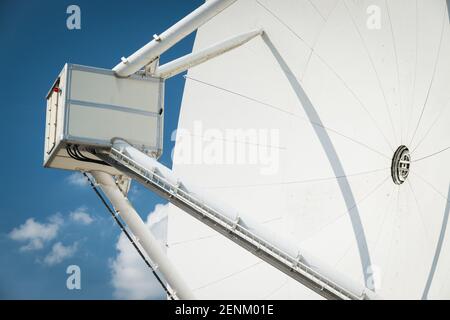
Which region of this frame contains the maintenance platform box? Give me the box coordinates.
[44,64,164,174]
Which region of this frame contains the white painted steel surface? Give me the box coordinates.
[169,0,450,299]
[43,64,164,173]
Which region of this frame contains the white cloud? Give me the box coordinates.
[66,172,89,187]
[110,203,169,300]
[70,207,94,225]
[43,242,78,266]
[9,214,63,251]
[128,184,142,201]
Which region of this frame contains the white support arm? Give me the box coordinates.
[153,29,263,79]
[113,0,237,77]
[90,170,195,300]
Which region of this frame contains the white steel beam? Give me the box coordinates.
[90,170,195,300]
[113,0,237,77]
[153,29,263,79]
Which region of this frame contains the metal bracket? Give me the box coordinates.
[232,215,240,230]
[144,58,160,76]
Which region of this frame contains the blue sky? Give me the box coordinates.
[0,0,203,299]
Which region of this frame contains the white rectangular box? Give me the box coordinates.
[44,64,164,174]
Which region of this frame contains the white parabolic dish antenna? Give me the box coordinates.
[168,0,450,299]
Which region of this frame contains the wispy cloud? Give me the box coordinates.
[110,203,168,300]
[66,172,88,187]
[128,183,143,202]
[70,207,94,225]
[9,214,63,251]
[9,207,91,265]
[43,242,78,266]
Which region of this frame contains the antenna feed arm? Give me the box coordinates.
[113,0,238,77]
[153,29,264,79]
